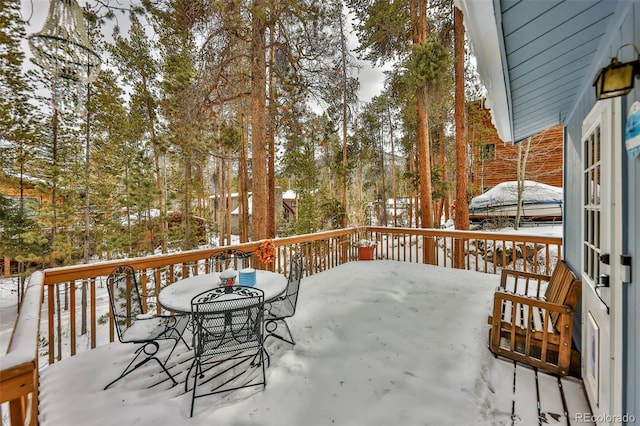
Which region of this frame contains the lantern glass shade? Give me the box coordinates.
[594,59,636,100]
[27,0,100,84]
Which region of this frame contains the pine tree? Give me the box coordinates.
[0,0,39,191]
[0,0,47,294]
[88,68,136,257]
[109,14,169,252]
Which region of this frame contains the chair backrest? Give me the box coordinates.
[278,253,304,318]
[191,286,264,357]
[544,260,582,326]
[544,261,581,305]
[106,265,144,342]
[209,249,252,272]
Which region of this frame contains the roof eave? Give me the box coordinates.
[454,0,513,143]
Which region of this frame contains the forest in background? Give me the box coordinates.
[1,0,498,277]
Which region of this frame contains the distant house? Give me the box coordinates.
[209,192,248,237]
[227,189,285,235]
[0,172,49,209]
[282,189,297,221]
[141,211,207,248]
[468,102,563,192]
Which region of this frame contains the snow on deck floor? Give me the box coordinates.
[38,261,592,425]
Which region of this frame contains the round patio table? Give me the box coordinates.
[158,270,287,314]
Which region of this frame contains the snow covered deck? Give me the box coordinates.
[36,261,592,425]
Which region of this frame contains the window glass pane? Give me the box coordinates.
[596,166,601,204]
[595,127,600,163]
[595,211,600,246]
[480,144,495,160]
[582,124,602,286]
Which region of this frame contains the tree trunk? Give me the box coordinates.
[515,137,532,230]
[217,157,227,245]
[267,27,276,238]
[416,87,434,261]
[221,157,227,245]
[453,6,469,268]
[83,85,91,263]
[143,77,167,254]
[355,162,363,223]
[379,127,388,227]
[184,155,192,249]
[389,105,397,227]
[251,0,268,240]
[51,108,58,266]
[125,162,131,255]
[226,163,232,244]
[412,0,435,263]
[82,83,91,335]
[437,122,445,226]
[409,148,416,227]
[340,11,349,229]
[239,114,249,242]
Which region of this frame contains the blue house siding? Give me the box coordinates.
[563,123,583,349]
[562,2,639,420]
[627,157,639,422]
[562,129,582,273]
[621,5,640,422]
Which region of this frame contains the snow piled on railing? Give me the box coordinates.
[0,271,42,369]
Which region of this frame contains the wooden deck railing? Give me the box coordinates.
[0,272,43,426]
[366,226,562,275]
[0,226,562,425]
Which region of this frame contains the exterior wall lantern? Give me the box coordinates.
[594,43,640,100]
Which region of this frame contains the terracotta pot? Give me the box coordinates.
[358,246,375,261]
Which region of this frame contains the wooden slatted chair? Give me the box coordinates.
[488,260,581,376]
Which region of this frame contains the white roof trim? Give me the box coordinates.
[454,0,513,142]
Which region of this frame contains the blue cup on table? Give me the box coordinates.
[238,268,256,286]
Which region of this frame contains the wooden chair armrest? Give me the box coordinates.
[493,288,573,314]
[491,289,575,338]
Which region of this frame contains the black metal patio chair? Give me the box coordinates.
[209,249,253,272]
[263,253,304,363]
[104,265,189,390]
[187,286,266,417]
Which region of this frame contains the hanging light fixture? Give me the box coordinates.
[593,43,640,101]
[28,0,101,113]
[28,0,100,83]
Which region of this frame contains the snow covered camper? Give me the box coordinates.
[469,181,563,224]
